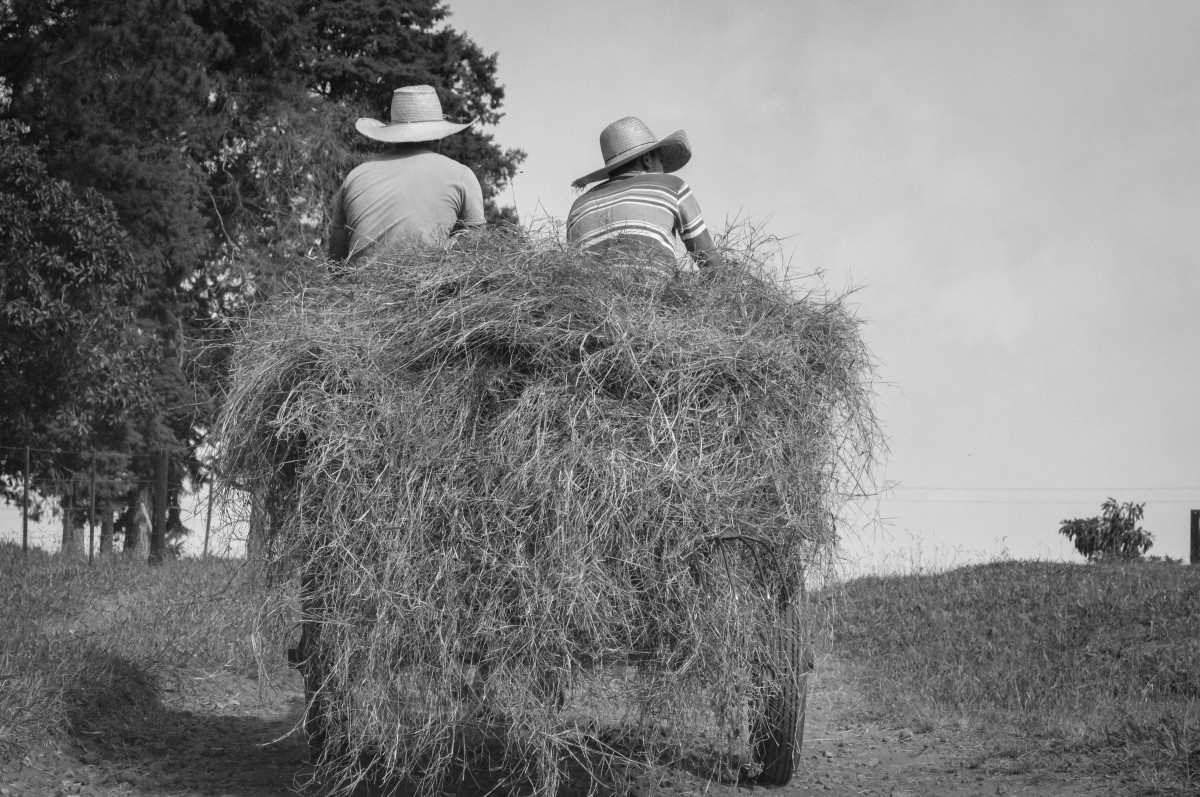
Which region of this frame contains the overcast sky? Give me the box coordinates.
[443,0,1200,571]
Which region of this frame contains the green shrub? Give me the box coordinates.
[1059,498,1153,561]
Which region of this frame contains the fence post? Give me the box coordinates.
[22,446,29,556]
[1191,510,1199,565]
[150,448,168,565]
[203,478,214,558]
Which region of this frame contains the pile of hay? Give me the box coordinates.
[215,230,879,795]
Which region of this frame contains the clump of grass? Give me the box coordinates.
[214,228,880,795]
[0,546,66,759]
[837,559,1200,793]
[0,543,271,761]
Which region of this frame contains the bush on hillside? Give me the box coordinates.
[1059,498,1153,562]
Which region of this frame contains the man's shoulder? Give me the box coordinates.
[419,151,480,184]
[346,149,477,184]
[649,172,688,189]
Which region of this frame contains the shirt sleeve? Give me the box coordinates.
[459,166,486,228]
[673,180,709,242]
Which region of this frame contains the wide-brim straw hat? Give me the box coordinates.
[572,116,691,188]
[355,85,475,143]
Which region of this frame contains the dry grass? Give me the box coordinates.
[214,228,880,795]
[835,559,1200,795]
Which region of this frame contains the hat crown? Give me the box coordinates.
[390,86,445,125]
[600,117,658,165]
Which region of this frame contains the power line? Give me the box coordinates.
[892,485,1200,492]
[887,498,1200,505]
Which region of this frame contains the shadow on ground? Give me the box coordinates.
[62,649,309,795]
[49,649,790,797]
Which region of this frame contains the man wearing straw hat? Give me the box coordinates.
[566,116,724,270]
[327,85,485,262]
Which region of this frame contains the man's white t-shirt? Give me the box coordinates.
[330,147,485,261]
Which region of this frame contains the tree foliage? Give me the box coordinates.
[0,122,157,535]
[0,124,153,456]
[3,0,228,427]
[1059,498,1153,562]
[0,0,524,552]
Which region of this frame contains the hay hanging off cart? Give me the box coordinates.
[215,230,879,796]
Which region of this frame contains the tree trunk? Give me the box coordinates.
[123,485,151,562]
[149,449,168,565]
[60,490,86,559]
[99,508,114,555]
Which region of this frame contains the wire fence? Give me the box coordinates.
[0,443,250,560]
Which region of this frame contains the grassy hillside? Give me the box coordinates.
[0,544,281,761]
[836,559,1200,794]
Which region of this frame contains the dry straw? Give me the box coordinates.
[215,228,880,795]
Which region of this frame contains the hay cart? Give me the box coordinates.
[288,527,816,785]
[220,236,874,794]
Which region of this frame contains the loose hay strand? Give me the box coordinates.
[215,229,881,795]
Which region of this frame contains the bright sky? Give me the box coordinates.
[445,0,1200,571]
[5,1,1198,572]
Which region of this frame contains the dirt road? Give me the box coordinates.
[1,656,1127,797]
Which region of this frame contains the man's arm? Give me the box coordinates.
[684,229,725,270]
[675,179,724,270]
[456,167,487,231]
[327,186,350,259]
[328,225,350,260]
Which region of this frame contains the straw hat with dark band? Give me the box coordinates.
[572,116,692,188]
[355,85,475,143]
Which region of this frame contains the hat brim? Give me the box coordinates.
[355,117,474,143]
[572,129,691,188]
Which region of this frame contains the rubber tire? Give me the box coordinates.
[752,603,813,785]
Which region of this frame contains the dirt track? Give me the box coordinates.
[1,656,1127,797]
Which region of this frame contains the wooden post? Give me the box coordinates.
[88,457,96,564]
[150,448,169,565]
[1191,510,1199,565]
[22,446,29,555]
[203,480,214,558]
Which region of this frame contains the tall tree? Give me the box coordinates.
[1,0,525,555]
[0,122,155,554]
[2,0,232,555]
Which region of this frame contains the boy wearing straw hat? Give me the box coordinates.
[327,85,486,262]
[566,116,724,270]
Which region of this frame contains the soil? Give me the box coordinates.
[1,656,1130,797]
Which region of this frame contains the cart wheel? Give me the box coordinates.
[752,603,814,785]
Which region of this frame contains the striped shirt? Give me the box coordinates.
[566,172,709,258]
